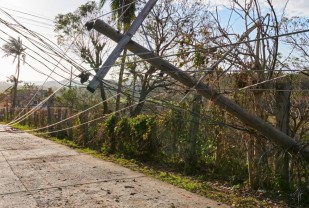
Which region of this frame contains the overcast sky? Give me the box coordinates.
[0,0,309,83]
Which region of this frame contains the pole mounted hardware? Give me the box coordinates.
[86,0,158,93]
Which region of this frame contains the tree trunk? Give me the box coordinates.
[78,111,89,147]
[12,57,20,109]
[12,82,18,109]
[247,136,260,189]
[247,90,269,189]
[215,111,225,165]
[275,80,291,191]
[131,89,148,117]
[115,49,127,114]
[130,73,137,114]
[184,94,202,173]
[47,90,54,135]
[90,19,309,162]
[99,82,108,114]
[67,107,73,140]
[57,108,62,137]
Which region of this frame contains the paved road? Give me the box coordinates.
[0,125,228,208]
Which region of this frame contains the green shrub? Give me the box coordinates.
[128,114,158,157]
[103,113,118,152]
[104,113,117,137]
[114,117,131,153]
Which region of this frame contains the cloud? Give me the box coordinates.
[273,0,309,17]
[206,0,309,17]
[206,0,232,10]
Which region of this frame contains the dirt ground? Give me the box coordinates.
[0,124,228,208]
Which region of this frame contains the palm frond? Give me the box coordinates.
[99,0,107,9]
[22,54,26,64]
[2,37,26,63]
[110,0,136,31]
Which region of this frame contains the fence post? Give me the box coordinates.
[78,110,89,147]
[66,108,73,140]
[47,88,54,134]
[56,108,62,137]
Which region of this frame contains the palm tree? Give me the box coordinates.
[2,37,26,108]
[99,0,136,31]
[100,0,136,113]
[6,75,23,107]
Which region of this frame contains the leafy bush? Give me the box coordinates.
[102,114,158,157]
[114,117,131,153]
[104,113,117,137]
[104,113,118,152]
[128,114,158,157]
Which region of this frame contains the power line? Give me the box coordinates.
[0,22,80,75]
[3,2,309,82]
[0,28,73,77]
[82,26,309,76]
[0,34,81,86]
[0,10,89,76]
[14,87,253,136]
[0,1,155,87]
[2,3,309,121]
[22,93,120,132]
[29,92,165,135]
[0,6,54,22]
[94,0,137,20]
[10,21,55,30]
[6,14,55,27]
[8,65,83,126]
[8,86,61,125]
[0,16,87,124]
[81,23,309,98]
[0,2,147,125]
[23,61,81,87]
[0,6,123,124]
[0,9,88,74]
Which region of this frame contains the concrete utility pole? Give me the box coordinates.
[86,0,158,93]
[86,19,309,162]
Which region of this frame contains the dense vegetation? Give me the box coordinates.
[3,73,309,207]
[1,0,309,207]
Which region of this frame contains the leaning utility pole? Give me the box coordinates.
[86,0,158,93]
[86,19,309,162]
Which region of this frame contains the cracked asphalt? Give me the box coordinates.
[0,124,228,208]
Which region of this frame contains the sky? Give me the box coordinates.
[0,0,309,83]
[272,0,309,17]
[210,0,309,17]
